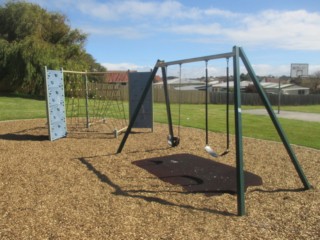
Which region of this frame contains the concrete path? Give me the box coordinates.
[242,109,320,122]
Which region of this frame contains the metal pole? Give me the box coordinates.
[278,79,281,114]
[84,71,90,128]
[239,47,312,190]
[44,66,52,139]
[205,60,209,145]
[226,58,230,149]
[233,46,246,216]
[157,52,234,67]
[162,66,177,145]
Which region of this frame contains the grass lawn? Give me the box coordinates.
[0,95,46,120]
[153,103,320,150]
[1,95,319,149]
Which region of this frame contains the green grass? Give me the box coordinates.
[153,103,320,150]
[1,95,319,150]
[0,95,47,120]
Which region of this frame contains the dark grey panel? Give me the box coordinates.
[129,72,153,129]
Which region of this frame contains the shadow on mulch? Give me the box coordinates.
[133,154,263,196]
[76,157,235,216]
[0,127,48,141]
[0,133,48,141]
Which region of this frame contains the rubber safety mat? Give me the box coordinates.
[133,154,263,196]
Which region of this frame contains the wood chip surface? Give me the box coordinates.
[0,119,319,239]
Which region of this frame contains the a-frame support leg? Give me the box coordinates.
[233,46,246,216]
[161,67,179,146]
[239,47,312,190]
[117,61,178,153]
[117,62,159,153]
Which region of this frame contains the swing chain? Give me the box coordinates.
[178,63,182,137]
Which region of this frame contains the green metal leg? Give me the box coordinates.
[161,67,176,142]
[239,47,311,190]
[233,46,246,216]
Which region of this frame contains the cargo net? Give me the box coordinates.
[64,71,128,138]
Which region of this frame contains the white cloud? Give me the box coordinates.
[309,65,320,75]
[41,0,239,21]
[167,23,222,35]
[228,10,320,50]
[204,8,240,18]
[102,62,151,71]
[250,64,290,76]
[160,8,320,51]
[75,0,203,21]
[83,25,149,39]
[29,1,320,51]
[24,0,320,59]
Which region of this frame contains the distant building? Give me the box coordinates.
[260,82,310,95]
[103,71,161,85]
[153,77,207,89]
[104,71,129,84]
[211,81,251,92]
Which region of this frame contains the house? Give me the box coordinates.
[211,81,251,92]
[260,82,310,95]
[152,75,311,95]
[153,77,206,90]
[103,71,162,85]
[104,71,129,84]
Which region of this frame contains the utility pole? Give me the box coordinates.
[278,78,281,114]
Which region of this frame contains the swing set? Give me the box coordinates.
[117,46,312,216]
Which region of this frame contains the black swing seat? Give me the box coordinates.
[167,135,180,147]
[220,149,230,156]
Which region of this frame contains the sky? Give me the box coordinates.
[3,0,320,77]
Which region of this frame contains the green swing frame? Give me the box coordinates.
[117,46,312,216]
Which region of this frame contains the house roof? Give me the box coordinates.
[212,81,251,88]
[282,85,310,91]
[174,85,204,91]
[261,82,309,90]
[154,78,204,85]
[261,77,280,83]
[103,71,161,83]
[105,71,129,83]
[154,75,162,83]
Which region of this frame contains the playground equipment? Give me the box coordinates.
[117,46,312,216]
[204,60,218,157]
[205,58,231,157]
[167,64,182,146]
[45,68,128,140]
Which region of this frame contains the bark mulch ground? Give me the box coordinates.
[0,119,319,239]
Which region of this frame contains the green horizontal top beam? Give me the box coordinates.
[157,52,234,67]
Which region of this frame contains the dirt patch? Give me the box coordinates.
[0,119,319,239]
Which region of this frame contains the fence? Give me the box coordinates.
[121,86,320,105]
[211,92,320,105]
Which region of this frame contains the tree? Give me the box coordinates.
[240,73,251,81]
[311,71,320,94]
[0,1,105,95]
[244,84,257,93]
